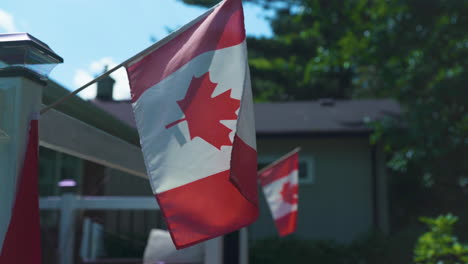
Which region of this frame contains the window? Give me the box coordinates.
[258,154,315,184]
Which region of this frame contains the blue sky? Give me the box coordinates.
[0,0,271,100]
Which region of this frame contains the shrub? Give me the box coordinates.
[250,233,392,264]
[414,214,468,264]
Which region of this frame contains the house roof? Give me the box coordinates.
[41,78,140,146]
[91,98,401,136]
[92,99,137,127]
[255,99,401,135]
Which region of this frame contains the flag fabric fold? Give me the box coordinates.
[259,151,299,237]
[125,0,258,249]
[0,118,42,263]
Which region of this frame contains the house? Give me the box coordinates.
[90,75,400,243]
[252,99,399,242]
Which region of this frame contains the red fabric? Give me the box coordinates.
[230,135,258,205]
[275,211,298,237]
[127,0,245,102]
[156,164,258,249]
[259,152,299,186]
[0,119,41,263]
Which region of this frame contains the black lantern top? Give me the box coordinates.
[0,33,63,76]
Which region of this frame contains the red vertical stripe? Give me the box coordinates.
[0,120,41,263]
[275,211,298,237]
[230,135,258,205]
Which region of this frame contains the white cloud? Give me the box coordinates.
[73,57,131,100]
[73,69,96,99]
[0,9,17,33]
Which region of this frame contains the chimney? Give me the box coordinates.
[96,65,115,101]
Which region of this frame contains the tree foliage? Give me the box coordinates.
[181,0,468,227]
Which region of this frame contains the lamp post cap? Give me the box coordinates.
[0,33,63,76]
[0,32,63,63]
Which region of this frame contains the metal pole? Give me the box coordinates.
[258,147,301,175]
[39,63,124,115]
[239,228,248,264]
[204,237,223,264]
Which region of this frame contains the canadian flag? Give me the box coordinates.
[125,0,258,249]
[259,150,299,237]
[0,119,42,263]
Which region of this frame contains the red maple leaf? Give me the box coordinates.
[165,72,240,149]
[280,182,298,205]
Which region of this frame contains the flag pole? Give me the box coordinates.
[258,147,301,175]
[40,62,124,115]
[40,3,221,115]
[40,38,164,115]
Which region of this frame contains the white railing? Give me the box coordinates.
[39,194,242,264]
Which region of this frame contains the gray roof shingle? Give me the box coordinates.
[254,99,401,135]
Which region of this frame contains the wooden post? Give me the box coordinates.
[0,32,62,255]
[59,193,77,264]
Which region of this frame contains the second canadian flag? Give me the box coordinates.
[259,149,299,237]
